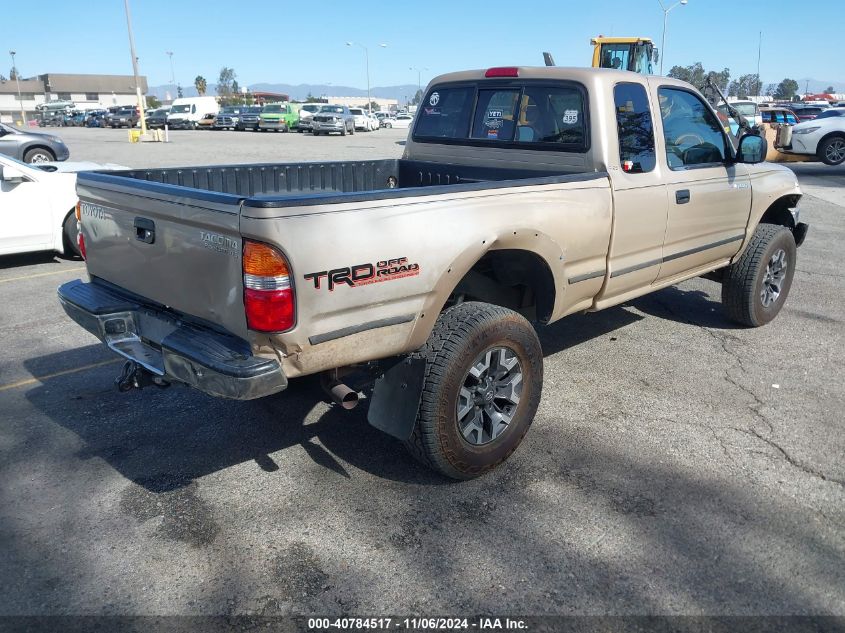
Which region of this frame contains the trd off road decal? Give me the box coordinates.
[304,257,420,291]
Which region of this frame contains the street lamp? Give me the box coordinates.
[658,0,688,75]
[166,51,175,86]
[346,42,386,113]
[9,50,26,127]
[409,66,428,102]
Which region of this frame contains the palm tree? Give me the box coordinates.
[194,75,207,96]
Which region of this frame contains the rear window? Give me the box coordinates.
[413,82,588,151]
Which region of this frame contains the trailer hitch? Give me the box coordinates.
[115,360,170,392]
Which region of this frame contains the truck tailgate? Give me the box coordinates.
[76,174,248,338]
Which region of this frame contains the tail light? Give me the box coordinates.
[75,201,86,259]
[243,240,295,332]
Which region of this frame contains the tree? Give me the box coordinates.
[764,83,777,97]
[411,89,423,105]
[774,78,799,101]
[0,73,6,81]
[366,101,380,112]
[232,79,240,98]
[216,67,236,103]
[146,95,161,109]
[668,63,730,103]
[728,74,760,99]
[824,85,835,93]
[194,75,207,96]
[177,85,183,99]
[9,67,19,80]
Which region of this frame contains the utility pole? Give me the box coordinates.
[166,51,175,86]
[410,66,428,101]
[9,50,26,126]
[123,0,147,135]
[755,31,762,98]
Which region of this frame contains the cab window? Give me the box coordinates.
[613,82,655,173]
[658,87,727,169]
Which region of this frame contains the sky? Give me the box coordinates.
[1,0,842,91]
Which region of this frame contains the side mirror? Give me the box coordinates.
[0,165,26,183]
[736,134,767,164]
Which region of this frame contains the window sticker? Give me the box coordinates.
[429,92,440,106]
[562,110,579,125]
[423,107,441,116]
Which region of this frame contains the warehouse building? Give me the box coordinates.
[0,73,147,124]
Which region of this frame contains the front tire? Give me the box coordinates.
[24,148,55,163]
[819,135,845,166]
[722,224,797,327]
[404,302,543,479]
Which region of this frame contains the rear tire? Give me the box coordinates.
[62,211,80,257]
[819,135,845,166]
[721,223,797,327]
[404,302,543,480]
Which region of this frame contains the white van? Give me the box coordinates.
[167,96,219,129]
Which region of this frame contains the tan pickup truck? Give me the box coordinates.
[59,66,808,479]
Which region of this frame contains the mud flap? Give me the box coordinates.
[367,357,426,441]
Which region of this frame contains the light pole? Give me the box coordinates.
[346,42,386,113]
[123,0,147,134]
[409,66,428,103]
[9,50,26,126]
[166,51,175,86]
[658,0,688,75]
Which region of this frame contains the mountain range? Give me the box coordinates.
[150,76,842,102]
[149,83,423,102]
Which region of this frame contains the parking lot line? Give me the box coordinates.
[0,267,86,285]
[0,358,121,393]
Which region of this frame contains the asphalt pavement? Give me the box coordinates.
[0,127,843,619]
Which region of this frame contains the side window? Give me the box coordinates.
[471,89,519,141]
[613,82,655,173]
[761,111,772,123]
[786,113,797,125]
[775,112,786,124]
[658,87,727,169]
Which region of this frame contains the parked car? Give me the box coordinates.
[717,101,761,136]
[789,104,830,122]
[0,155,124,257]
[311,105,355,135]
[375,112,394,128]
[168,96,220,129]
[0,122,70,163]
[86,111,109,128]
[213,106,244,130]
[760,107,800,126]
[107,106,139,128]
[383,113,413,129]
[196,113,217,130]
[349,107,377,131]
[296,103,322,132]
[235,106,263,131]
[60,67,808,479]
[145,108,170,129]
[782,108,845,165]
[258,102,299,132]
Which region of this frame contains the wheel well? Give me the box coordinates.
[23,144,55,160]
[818,131,845,148]
[446,250,555,324]
[760,194,801,229]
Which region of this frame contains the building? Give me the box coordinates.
[323,95,399,111]
[0,73,148,124]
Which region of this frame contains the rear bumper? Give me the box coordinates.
[58,279,287,400]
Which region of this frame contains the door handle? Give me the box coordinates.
[134,217,155,244]
[675,189,691,205]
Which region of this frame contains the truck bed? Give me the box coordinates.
[79,158,602,210]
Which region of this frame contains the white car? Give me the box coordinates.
[0,155,126,257]
[383,113,413,129]
[349,108,378,131]
[786,108,845,165]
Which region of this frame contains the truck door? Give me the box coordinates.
[598,82,669,306]
[651,84,751,282]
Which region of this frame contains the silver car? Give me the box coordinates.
[0,123,70,163]
[311,105,355,136]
